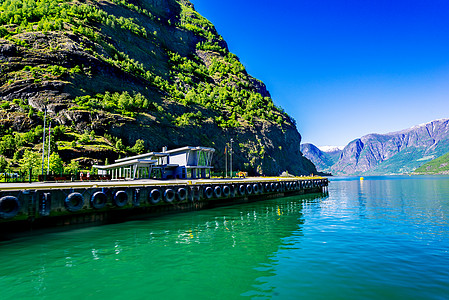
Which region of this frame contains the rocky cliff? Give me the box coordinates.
[0,0,316,176]
[300,143,341,173]
[331,119,449,175]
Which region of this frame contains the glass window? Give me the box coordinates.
[198,151,208,166]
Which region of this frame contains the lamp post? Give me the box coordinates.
[230,138,234,178]
[41,107,47,176]
[225,144,227,178]
[46,121,51,175]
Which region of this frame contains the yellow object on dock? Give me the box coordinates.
[237,171,247,178]
[360,177,364,181]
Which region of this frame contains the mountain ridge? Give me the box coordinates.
[332,118,449,175]
[300,143,341,173]
[302,119,449,175]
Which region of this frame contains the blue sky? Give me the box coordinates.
[191,0,449,146]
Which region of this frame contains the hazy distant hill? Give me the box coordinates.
[300,143,342,172]
[331,119,449,175]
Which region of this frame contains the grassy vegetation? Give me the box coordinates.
[414,152,449,174]
[0,0,147,37]
[1,0,291,126]
[72,91,153,117]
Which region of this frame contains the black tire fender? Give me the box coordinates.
[149,189,161,204]
[238,184,246,195]
[246,184,253,195]
[204,186,213,199]
[91,191,107,209]
[222,185,231,197]
[164,189,175,203]
[113,190,128,207]
[214,186,222,198]
[0,196,20,219]
[177,188,187,202]
[252,183,259,194]
[65,192,84,212]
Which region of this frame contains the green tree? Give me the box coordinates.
[52,125,66,141]
[131,139,145,154]
[12,151,21,163]
[79,130,91,144]
[49,153,64,174]
[115,139,126,151]
[19,150,40,176]
[0,134,16,157]
[118,91,130,110]
[65,160,80,175]
[0,155,7,172]
[90,130,95,140]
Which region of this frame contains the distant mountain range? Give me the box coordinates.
[301,119,449,175]
[300,144,342,173]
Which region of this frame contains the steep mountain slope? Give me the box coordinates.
[300,143,341,172]
[331,119,449,175]
[0,0,316,175]
[413,152,449,175]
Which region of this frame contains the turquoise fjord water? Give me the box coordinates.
[1,176,449,299]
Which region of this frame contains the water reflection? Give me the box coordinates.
[246,176,449,299]
[3,175,448,300]
[0,193,326,299]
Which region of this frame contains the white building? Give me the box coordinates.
[94,146,215,180]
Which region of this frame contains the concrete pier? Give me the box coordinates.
[0,177,328,237]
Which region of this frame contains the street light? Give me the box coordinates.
[225,143,228,178]
[230,138,234,178]
[41,107,47,176]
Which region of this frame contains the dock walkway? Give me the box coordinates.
[0,177,328,237]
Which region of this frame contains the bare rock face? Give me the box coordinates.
[0,42,17,58]
[248,76,271,99]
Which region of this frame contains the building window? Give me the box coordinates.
[198,151,208,166]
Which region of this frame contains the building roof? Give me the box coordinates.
[94,146,215,171]
[114,146,214,163]
[94,159,157,170]
[165,146,215,154]
[115,152,167,163]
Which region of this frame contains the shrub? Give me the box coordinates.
[0,156,7,172]
[0,102,10,109]
[0,135,16,157]
[19,150,40,174]
[131,139,145,154]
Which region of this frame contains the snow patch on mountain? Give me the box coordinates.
[318,146,344,152]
